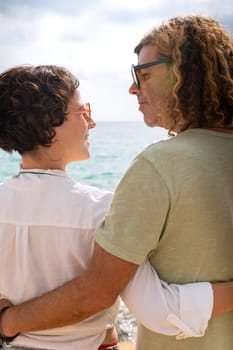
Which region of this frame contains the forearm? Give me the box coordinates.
[121,260,233,339]
[122,260,213,338]
[211,281,233,317]
[1,273,107,336]
[0,244,137,337]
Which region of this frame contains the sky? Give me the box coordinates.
[0,0,233,122]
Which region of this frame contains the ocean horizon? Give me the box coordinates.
[0,121,168,190]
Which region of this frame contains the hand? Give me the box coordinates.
[0,299,12,338]
[0,298,13,309]
[0,299,19,341]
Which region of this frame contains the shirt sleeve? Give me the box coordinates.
[95,155,170,264]
[121,259,213,339]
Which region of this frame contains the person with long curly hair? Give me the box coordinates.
[0,15,232,350]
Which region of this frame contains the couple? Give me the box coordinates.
[0,15,232,350]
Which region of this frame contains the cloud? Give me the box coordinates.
[0,0,96,16]
[0,0,233,121]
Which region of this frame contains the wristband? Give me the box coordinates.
[0,306,19,344]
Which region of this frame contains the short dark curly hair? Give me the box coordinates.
[134,15,233,132]
[0,65,79,154]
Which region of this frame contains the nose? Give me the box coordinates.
[129,82,139,95]
[88,117,96,129]
[83,111,96,129]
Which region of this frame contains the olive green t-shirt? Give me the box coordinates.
[95,129,233,350]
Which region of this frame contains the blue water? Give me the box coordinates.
[0,122,168,191]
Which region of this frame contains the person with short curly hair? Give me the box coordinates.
[0,64,123,349]
[0,14,233,350]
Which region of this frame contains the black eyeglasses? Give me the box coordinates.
[131,58,172,89]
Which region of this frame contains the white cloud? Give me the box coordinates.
[0,0,233,121]
[101,0,164,12]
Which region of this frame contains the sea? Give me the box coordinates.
[0,121,168,190]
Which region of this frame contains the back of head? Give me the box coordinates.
[135,15,233,131]
[0,65,79,154]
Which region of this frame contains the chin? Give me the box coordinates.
[143,116,157,128]
[143,112,164,128]
[73,152,90,162]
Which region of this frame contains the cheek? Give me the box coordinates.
[148,70,175,98]
[76,121,88,141]
[145,78,167,101]
[163,69,176,96]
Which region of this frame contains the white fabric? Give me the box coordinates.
[121,260,213,339]
[0,169,118,350]
[0,169,213,349]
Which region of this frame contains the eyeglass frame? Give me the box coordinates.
[131,58,172,89]
[65,102,91,121]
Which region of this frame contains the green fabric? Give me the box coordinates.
[95,129,233,350]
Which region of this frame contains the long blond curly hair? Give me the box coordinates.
[134,15,233,132]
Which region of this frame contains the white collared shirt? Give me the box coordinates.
[0,169,119,350]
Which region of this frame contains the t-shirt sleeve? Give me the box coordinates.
[94,154,170,264]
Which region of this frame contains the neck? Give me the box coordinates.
[21,150,67,171]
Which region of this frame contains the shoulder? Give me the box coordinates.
[60,181,114,228]
[141,132,190,159]
[0,175,113,228]
[138,129,209,166]
[55,177,113,213]
[118,131,201,188]
[70,181,113,207]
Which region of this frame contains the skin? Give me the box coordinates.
[129,45,174,129]
[0,59,233,338]
[22,90,96,170]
